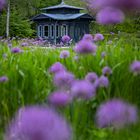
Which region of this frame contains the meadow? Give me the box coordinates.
[0,33,140,140]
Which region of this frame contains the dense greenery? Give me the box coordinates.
[0,0,61,37]
[0,34,140,139]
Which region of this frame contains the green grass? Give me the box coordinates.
[0,35,140,140]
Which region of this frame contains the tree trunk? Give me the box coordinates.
[6,0,10,38]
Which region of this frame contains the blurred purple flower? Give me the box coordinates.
[89,0,140,11]
[130,60,140,75]
[74,40,97,54]
[82,34,94,41]
[71,80,96,100]
[110,32,115,35]
[101,52,106,58]
[98,75,109,88]
[96,99,138,129]
[8,43,12,49]
[62,35,71,44]
[53,71,75,89]
[73,55,79,61]
[0,76,8,83]
[60,50,70,59]
[94,33,104,41]
[102,66,112,76]
[11,47,22,53]
[85,72,98,83]
[21,42,29,47]
[0,0,5,10]
[6,106,72,140]
[48,91,72,107]
[49,62,66,74]
[96,7,125,24]
[3,53,7,59]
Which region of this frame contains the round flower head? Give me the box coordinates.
[11,47,22,53]
[48,91,72,107]
[102,66,112,76]
[73,55,79,61]
[130,60,140,75]
[21,42,29,47]
[85,72,98,83]
[0,0,5,10]
[98,75,109,88]
[53,71,75,89]
[71,80,96,100]
[74,40,97,54]
[94,33,104,41]
[6,106,72,140]
[49,62,66,74]
[96,99,138,129]
[60,50,70,59]
[0,76,8,83]
[61,35,71,44]
[96,7,125,25]
[3,53,7,59]
[82,34,94,41]
[8,43,12,49]
[101,52,106,58]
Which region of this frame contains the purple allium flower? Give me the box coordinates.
[0,0,5,10]
[85,72,98,83]
[98,75,109,88]
[6,106,72,140]
[8,43,12,49]
[82,34,94,41]
[93,33,104,41]
[71,80,96,100]
[3,53,7,59]
[87,0,140,11]
[73,55,79,61]
[0,76,8,83]
[21,42,29,47]
[96,7,125,25]
[110,32,115,35]
[101,52,106,58]
[61,35,71,44]
[48,91,72,107]
[130,60,140,75]
[60,50,70,59]
[102,66,112,76]
[96,99,138,129]
[11,47,22,53]
[49,62,66,74]
[53,71,75,89]
[74,40,97,54]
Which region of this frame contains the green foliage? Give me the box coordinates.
[9,9,34,37]
[0,0,61,37]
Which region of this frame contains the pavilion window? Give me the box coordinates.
[38,25,42,37]
[44,25,49,37]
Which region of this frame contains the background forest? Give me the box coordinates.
[0,0,140,37]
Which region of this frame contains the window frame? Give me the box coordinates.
[38,25,42,37]
[61,24,68,36]
[43,25,49,38]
